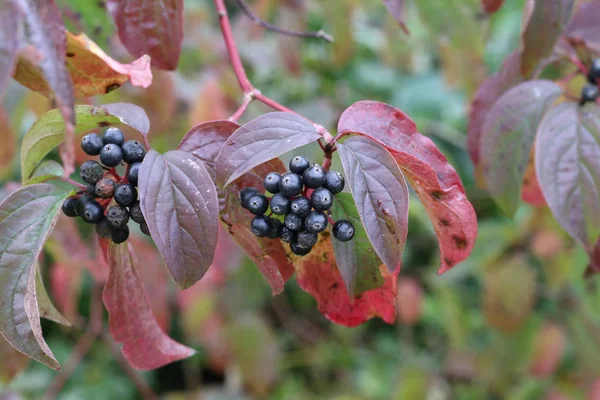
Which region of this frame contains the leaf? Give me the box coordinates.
[0,183,70,370]
[0,106,16,177]
[521,148,546,206]
[382,0,409,35]
[138,150,219,289]
[24,160,64,185]
[293,234,399,327]
[0,335,29,383]
[520,0,575,77]
[178,120,240,178]
[220,158,295,295]
[35,263,70,326]
[106,0,184,70]
[103,242,195,370]
[13,31,152,97]
[562,0,600,52]
[330,192,384,298]
[535,102,600,249]
[482,0,504,13]
[20,103,149,181]
[49,262,81,323]
[480,80,562,216]
[0,0,23,99]
[215,112,321,187]
[337,137,408,273]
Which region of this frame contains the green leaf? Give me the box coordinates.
[24,160,64,186]
[0,183,70,370]
[35,263,70,326]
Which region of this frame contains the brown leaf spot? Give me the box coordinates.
[431,190,444,200]
[105,83,121,93]
[444,257,453,266]
[330,282,339,290]
[439,219,450,227]
[66,52,75,58]
[97,121,111,127]
[452,235,468,249]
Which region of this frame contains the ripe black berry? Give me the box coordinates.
[75,195,93,216]
[81,200,104,224]
[269,193,290,215]
[333,220,355,242]
[279,226,296,243]
[279,172,303,197]
[62,198,78,217]
[247,194,269,215]
[305,211,328,233]
[291,243,311,256]
[297,230,318,248]
[251,215,271,237]
[268,218,282,239]
[95,177,115,199]
[140,222,151,236]
[588,59,600,83]
[289,155,310,174]
[264,172,282,193]
[127,162,141,186]
[95,218,113,238]
[581,84,599,106]
[240,188,259,209]
[284,213,304,231]
[311,187,333,211]
[323,171,345,194]
[85,184,97,197]
[114,183,137,207]
[122,140,146,164]
[107,205,130,228]
[103,127,125,146]
[80,160,104,185]
[81,133,103,156]
[112,226,130,244]
[303,165,325,189]
[129,201,145,223]
[290,196,311,217]
[100,144,123,167]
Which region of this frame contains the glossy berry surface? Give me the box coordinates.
[297,230,318,247]
[122,140,146,164]
[107,205,130,228]
[95,218,113,238]
[284,213,304,231]
[81,200,104,224]
[247,194,269,215]
[291,243,312,256]
[581,84,599,106]
[75,195,93,216]
[311,187,333,211]
[279,172,303,197]
[81,133,103,156]
[114,183,137,207]
[240,188,259,209]
[290,196,311,217]
[305,211,328,233]
[588,58,600,83]
[251,216,271,237]
[333,220,355,242]
[95,177,115,199]
[323,171,345,194]
[103,127,125,146]
[62,198,78,217]
[80,160,104,185]
[303,165,325,189]
[264,172,282,193]
[100,144,123,167]
[279,226,296,243]
[112,226,130,244]
[127,162,141,186]
[289,155,310,174]
[130,202,145,223]
[269,193,290,215]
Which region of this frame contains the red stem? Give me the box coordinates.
[229,92,254,122]
[327,215,335,225]
[322,155,332,172]
[60,177,86,190]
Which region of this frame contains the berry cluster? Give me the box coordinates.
[240,155,355,256]
[581,59,600,105]
[61,127,149,244]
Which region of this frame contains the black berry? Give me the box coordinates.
[264,172,282,193]
[122,140,146,164]
[114,183,137,207]
[85,184,97,197]
[240,188,259,209]
[103,127,125,146]
[112,226,130,244]
[305,211,328,233]
[127,162,141,186]
[81,133,103,156]
[588,58,600,83]
[95,177,115,199]
[140,222,151,236]
[107,205,130,228]
[251,215,271,237]
[95,218,113,238]
[279,172,303,197]
[129,201,145,223]
[81,200,104,224]
[297,230,318,248]
[100,144,123,167]
[311,187,333,211]
[269,193,290,215]
[303,165,325,189]
[267,218,282,239]
[75,195,93,216]
[291,243,311,256]
[333,220,355,242]
[581,84,599,106]
[279,226,296,243]
[289,155,310,175]
[284,213,304,231]
[247,194,269,215]
[62,198,78,217]
[290,196,311,217]
[323,171,345,194]
[80,160,104,185]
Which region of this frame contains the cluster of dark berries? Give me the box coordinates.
[581,59,600,105]
[240,155,355,256]
[61,127,149,244]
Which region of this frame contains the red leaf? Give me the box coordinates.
[0,1,23,99]
[50,262,81,323]
[103,242,195,370]
[521,148,546,206]
[106,0,184,70]
[294,235,398,327]
[220,158,294,295]
[382,0,410,35]
[482,0,504,13]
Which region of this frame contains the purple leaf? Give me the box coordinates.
[100,103,150,137]
[337,136,409,273]
[0,1,22,100]
[480,80,562,216]
[138,150,219,289]
[106,0,184,70]
[0,183,70,370]
[561,0,600,52]
[103,242,195,370]
[382,0,409,35]
[520,0,575,77]
[215,112,321,188]
[536,102,600,250]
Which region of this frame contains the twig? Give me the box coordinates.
[229,91,256,122]
[59,177,86,190]
[233,0,333,43]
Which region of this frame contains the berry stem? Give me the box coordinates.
[322,154,332,172]
[123,164,131,184]
[59,177,86,190]
[327,215,336,226]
